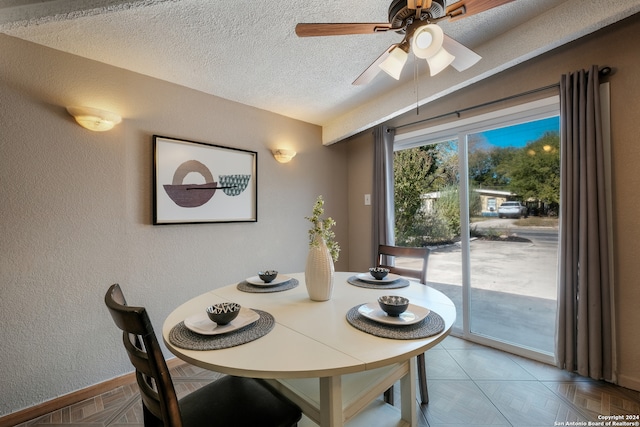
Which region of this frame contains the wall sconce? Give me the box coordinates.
[66,106,122,132]
[272,149,296,163]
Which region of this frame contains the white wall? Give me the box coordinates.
[0,34,348,415]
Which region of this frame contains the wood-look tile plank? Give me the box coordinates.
[508,355,591,382]
[476,380,589,426]
[108,399,144,426]
[439,335,486,350]
[543,381,640,417]
[170,363,223,380]
[446,348,537,381]
[99,384,139,409]
[424,349,471,380]
[422,380,510,426]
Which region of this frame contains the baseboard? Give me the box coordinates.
[618,373,640,392]
[0,358,184,427]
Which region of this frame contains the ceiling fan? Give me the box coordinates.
[295,0,514,85]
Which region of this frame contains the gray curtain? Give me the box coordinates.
[372,125,396,263]
[557,65,613,381]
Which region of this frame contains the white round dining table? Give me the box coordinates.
[162,271,456,427]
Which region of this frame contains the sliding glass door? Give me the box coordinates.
[465,118,559,357]
[393,98,560,361]
[394,139,464,333]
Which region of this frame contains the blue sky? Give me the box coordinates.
[478,116,560,148]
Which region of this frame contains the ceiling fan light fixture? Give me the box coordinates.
[411,24,444,59]
[296,0,515,86]
[426,48,455,76]
[379,46,408,80]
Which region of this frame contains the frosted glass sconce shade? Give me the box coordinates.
[272,149,296,163]
[67,106,122,132]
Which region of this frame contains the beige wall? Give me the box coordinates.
[3,11,640,418]
[345,13,640,391]
[0,34,348,415]
[346,131,375,271]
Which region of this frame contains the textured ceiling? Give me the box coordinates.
[2,0,639,144]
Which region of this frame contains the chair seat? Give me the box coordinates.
[179,376,301,427]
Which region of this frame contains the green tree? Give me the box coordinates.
[430,182,481,238]
[505,131,560,204]
[393,127,561,245]
[394,146,437,245]
[394,141,459,245]
[433,184,461,237]
[468,134,518,190]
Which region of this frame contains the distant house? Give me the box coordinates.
[475,189,514,216]
[421,189,515,217]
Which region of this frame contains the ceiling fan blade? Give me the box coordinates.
[442,34,481,71]
[446,0,514,22]
[352,45,397,86]
[295,23,394,37]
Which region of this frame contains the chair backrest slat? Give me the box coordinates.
[136,371,163,418]
[105,284,183,427]
[122,333,156,377]
[377,244,430,285]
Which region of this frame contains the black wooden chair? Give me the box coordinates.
[377,245,431,405]
[104,284,302,427]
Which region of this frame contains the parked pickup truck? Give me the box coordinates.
[498,201,528,218]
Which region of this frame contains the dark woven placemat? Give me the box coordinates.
[347,275,410,289]
[168,309,274,350]
[346,304,444,340]
[237,278,299,293]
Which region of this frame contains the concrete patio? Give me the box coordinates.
[399,234,559,355]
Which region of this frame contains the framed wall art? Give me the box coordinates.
[153,135,257,224]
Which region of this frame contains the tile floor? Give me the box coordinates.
[15,336,640,427]
[414,337,639,426]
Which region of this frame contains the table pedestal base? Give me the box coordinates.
[267,358,417,427]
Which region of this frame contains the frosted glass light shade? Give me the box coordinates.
[379,46,408,80]
[426,48,455,76]
[411,24,444,59]
[272,149,296,163]
[67,106,122,132]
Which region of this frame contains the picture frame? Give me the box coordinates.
[153,135,257,224]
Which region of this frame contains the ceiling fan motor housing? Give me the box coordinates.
[388,0,447,32]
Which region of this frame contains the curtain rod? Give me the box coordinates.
[394,66,612,132]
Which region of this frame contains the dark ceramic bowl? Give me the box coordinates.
[378,295,409,317]
[258,270,278,283]
[206,302,241,325]
[369,267,390,280]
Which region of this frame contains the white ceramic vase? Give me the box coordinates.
[305,234,335,301]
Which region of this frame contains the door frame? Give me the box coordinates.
[395,97,560,364]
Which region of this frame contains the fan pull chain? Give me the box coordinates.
[414,54,420,115]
